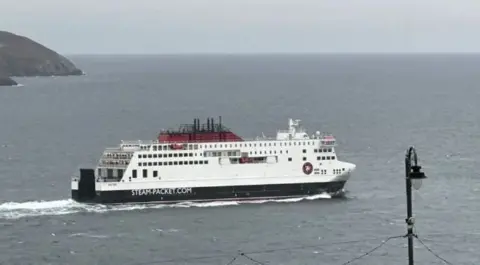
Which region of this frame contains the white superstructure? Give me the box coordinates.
[71,118,356,204]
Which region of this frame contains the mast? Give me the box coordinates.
[219,116,222,140]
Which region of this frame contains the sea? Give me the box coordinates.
[0,54,479,265]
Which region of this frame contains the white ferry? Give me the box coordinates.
[71,117,356,204]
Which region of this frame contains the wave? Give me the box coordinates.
[0,193,333,220]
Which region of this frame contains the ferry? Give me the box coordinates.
[71,117,356,204]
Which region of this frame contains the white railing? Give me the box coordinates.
[106,132,338,151]
[102,152,133,159]
[99,159,130,166]
[105,147,122,151]
[121,140,156,145]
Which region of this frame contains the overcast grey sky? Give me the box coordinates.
[2,0,480,54]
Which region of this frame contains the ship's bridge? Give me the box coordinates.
[275,118,337,146]
[276,119,307,140]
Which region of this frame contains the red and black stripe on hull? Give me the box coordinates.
[71,169,346,204]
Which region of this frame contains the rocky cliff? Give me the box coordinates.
[0,76,17,86]
[0,31,83,86]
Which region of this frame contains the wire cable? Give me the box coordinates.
[130,236,394,265]
[131,232,466,265]
[415,236,454,265]
[339,235,405,265]
[133,253,234,265]
[240,253,268,265]
[225,254,239,265]
[243,236,385,255]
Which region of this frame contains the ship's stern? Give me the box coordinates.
[71,176,79,200]
[71,168,97,203]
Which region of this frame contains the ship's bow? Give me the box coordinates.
[337,162,356,182]
[328,162,356,196]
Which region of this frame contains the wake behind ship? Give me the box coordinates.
[71,117,356,204]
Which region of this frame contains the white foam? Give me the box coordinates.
[68,232,110,239]
[0,199,85,219]
[0,199,72,210]
[0,193,332,220]
[0,83,23,87]
[306,193,332,200]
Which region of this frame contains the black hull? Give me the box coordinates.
[72,181,346,204]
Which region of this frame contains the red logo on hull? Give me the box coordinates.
[302,162,313,175]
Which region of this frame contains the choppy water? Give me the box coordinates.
[1,54,479,265]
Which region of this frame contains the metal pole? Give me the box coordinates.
[405,147,415,265]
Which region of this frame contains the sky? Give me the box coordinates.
[2,0,480,54]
